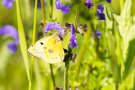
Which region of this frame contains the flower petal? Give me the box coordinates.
[98,13,105,20]
[97,4,104,14]
[56,0,61,9]
[60,5,70,14]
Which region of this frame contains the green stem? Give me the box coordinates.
[64,61,69,90]
[116,81,118,90]
[40,0,46,26]
[50,64,56,87]
[74,10,79,27]
[50,0,53,19]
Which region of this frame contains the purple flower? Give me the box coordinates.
[2,0,14,9]
[0,25,19,53]
[85,0,94,9]
[96,30,101,38]
[0,25,19,42]
[97,4,105,20]
[55,0,70,14]
[106,0,111,3]
[44,22,64,35]
[70,24,78,48]
[97,4,104,13]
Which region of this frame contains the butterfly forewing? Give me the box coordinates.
[28,36,50,58]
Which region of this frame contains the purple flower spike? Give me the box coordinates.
[70,24,78,48]
[44,22,63,35]
[85,0,94,9]
[0,25,19,53]
[2,0,14,9]
[55,0,70,14]
[97,4,105,20]
[7,42,17,53]
[106,0,111,3]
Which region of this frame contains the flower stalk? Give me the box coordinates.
[64,61,69,90]
[40,0,46,26]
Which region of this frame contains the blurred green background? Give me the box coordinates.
[0,0,135,90]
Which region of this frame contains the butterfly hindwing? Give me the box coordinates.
[42,35,64,63]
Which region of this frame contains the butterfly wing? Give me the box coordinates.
[42,35,64,63]
[28,35,64,64]
[28,36,50,58]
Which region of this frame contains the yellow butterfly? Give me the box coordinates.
[28,34,64,64]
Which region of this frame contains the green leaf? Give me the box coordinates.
[15,0,31,89]
[121,0,131,18]
[123,39,135,79]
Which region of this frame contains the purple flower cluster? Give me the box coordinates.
[85,0,94,9]
[44,22,78,48]
[55,0,70,14]
[97,4,105,20]
[0,25,19,53]
[2,0,14,9]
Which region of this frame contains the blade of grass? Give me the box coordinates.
[15,0,31,90]
[30,0,38,88]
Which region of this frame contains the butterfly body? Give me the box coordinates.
[28,35,64,64]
